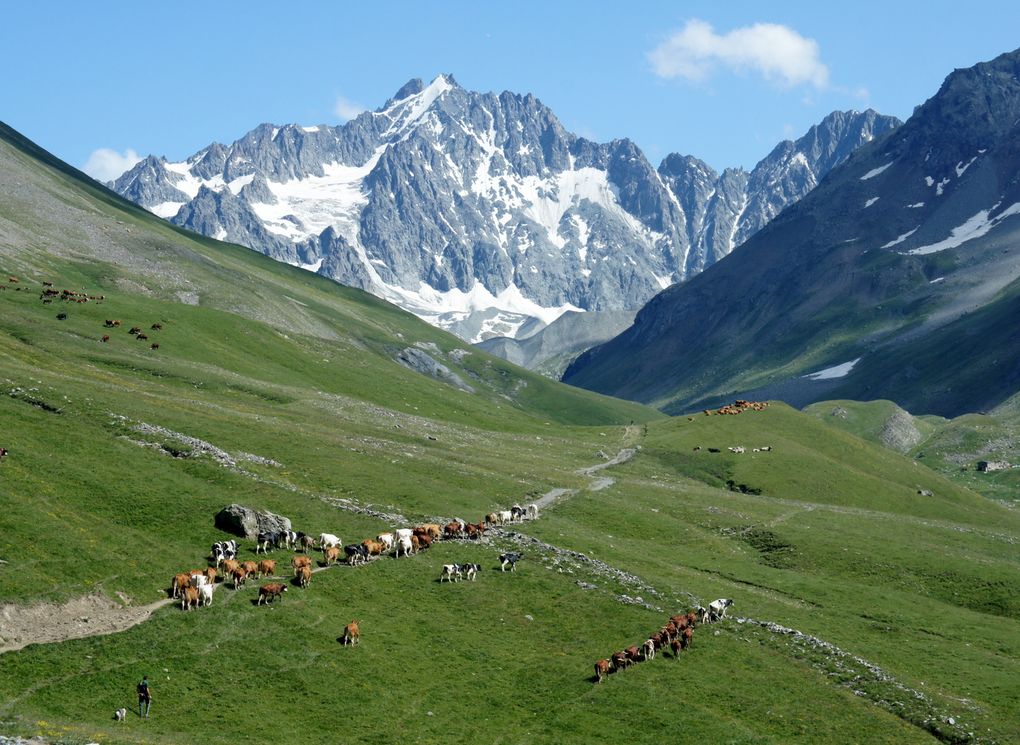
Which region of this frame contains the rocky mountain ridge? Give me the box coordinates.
[111,76,898,344]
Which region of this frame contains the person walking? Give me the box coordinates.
[137,674,152,718]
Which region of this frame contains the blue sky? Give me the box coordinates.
[3,1,1018,180]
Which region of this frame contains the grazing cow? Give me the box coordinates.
[708,598,733,622]
[181,586,199,611]
[440,564,462,582]
[171,572,191,599]
[151,323,163,331]
[444,522,462,539]
[395,535,413,558]
[624,645,643,664]
[341,620,360,646]
[319,533,341,550]
[257,583,288,605]
[344,544,368,566]
[323,546,341,566]
[198,583,214,607]
[101,335,110,342]
[231,567,248,588]
[463,563,481,581]
[594,658,611,683]
[377,532,394,551]
[642,639,655,660]
[128,326,141,335]
[257,559,276,578]
[240,561,258,577]
[149,343,159,350]
[256,531,280,554]
[296,565,312,588]
[611,651,631,672]
[498,552,522,572]
[137,334,149,341]
[526,503,539,520]
[681,626,694,650]
[291,555,312,574]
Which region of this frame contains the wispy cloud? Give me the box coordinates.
[334,95,367,121]
[649,19,829,89]
[82,147,142,182]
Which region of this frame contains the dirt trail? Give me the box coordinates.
[0,593,173,655]
[533,447,637,511]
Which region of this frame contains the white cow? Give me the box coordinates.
[198,583,214,607]
[377,532,394,551]
[394,528,413,543]
[498,510,513,525]
[318,533,341,549]
[708,598,733,622]
[189,573,208,588]
[526,503,539,520]
[395,535,413,558]
[642,638,655,660]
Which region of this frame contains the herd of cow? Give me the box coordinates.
[166,504,540,623]
[594,599,734,683]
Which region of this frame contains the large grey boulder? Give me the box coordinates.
[214,504,292,539]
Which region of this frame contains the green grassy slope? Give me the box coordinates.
[1,122,1019,744]
[806,399,1020,503]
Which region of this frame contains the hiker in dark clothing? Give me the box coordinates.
[137,675,152,718]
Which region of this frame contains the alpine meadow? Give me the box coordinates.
[3,17,1020,745]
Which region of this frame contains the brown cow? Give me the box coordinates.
[151,323,163,330]
[341,620,360,646]
[101,335,110,342]
[291,555,312,573]
[240,561,258,576]
[416,534,433,550]
[221,559,240,577]
[257,583,288,605]
[323,546,341,566]
[296,565,312,588]
[624,645,642,664]
[410,534,421,553]
[128,326,141,335]
[181,585,199,611]
[464,523,478,539]
[136,333,148,341]
[231,567,248,589]
[485,512,499,526]
[594,658,611,683]
[171,572,191,598]
[444,522,463,539]
[611,651,631,671]
[257,559,276,578]
[361,539,384,557]
[150,343,159,350]
[421,523,441,539]
[681,626,694,650]
[670,637,682,658]
[204,567,217,586]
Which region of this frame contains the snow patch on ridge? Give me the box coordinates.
[908,202,1020,255]
[860,162,893,180]
[804,358,861,380]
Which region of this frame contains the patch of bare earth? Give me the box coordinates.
[0,592,171,655]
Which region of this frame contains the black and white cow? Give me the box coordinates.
[344,544,369,566]
[256,531,280,554]
[211,540,238,566]
[708,598,733,622]
[440,564,463,582]
[498,552,523,572]
[462,563,481,581]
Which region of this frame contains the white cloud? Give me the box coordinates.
[649,19,829,89]
[334,95,367,121]
[82,147,142,182]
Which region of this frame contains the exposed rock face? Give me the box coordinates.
[395,346,474,393]
[110,76,897,347]
[214,504,292,539]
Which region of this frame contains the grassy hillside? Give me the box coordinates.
[806,399,1020,503]
[1,123,1019,745]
